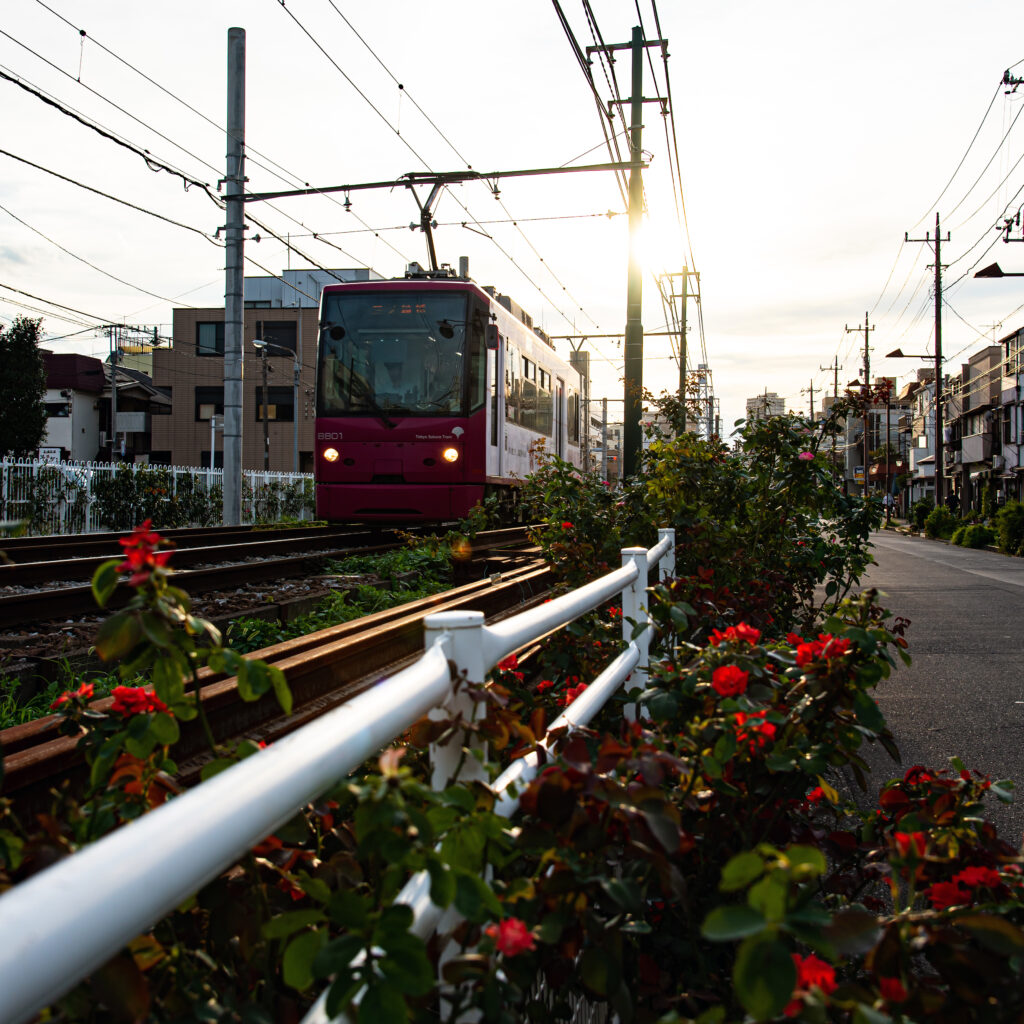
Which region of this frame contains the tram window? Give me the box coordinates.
[534,380,553,436]
[568,390,580,443]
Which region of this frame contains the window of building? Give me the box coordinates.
[255,386,294,422]
[197,322,224,356]
[44,401,70,417]
[200,450,225,469]
[149,450,172,465]
[256,320,297,355]
[245,300,272,309]
[195,386,224,421]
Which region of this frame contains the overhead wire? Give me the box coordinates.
[0,148,221,243]
[0,201,199,307]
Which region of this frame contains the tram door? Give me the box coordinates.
[488,338,505,477]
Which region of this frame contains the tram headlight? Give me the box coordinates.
[442,447,460,463]
[323,447,340,462]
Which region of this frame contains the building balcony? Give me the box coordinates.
[961,432,993,465]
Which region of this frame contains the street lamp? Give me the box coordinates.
[974,263,1024,278]
[253,339,301,473]
[886,347,942,507]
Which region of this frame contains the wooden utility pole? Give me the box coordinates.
[845,313,874,498]
[906,213,949,507]
[820,357,842,486]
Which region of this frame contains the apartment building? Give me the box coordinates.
[150,269,381,471]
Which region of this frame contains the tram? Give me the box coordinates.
[314,265,587,522]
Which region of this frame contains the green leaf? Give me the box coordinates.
[701,904,767,941]
[92,559,121,608]
[380,941,435,996]
[955,912,1024,955]
[733,935,795,1021]
[720,851,765,892]
[314,934,365,980]
[748,877,787,922]
[358,981,408,1024]
[148,711,179,746]
[784,845,827,877]
[262,909,326,940]
[453,871,502,923]
[426,858,455,908]
[823,908,881,956]
[852,690,885,732]
[94,613,143,662]
[269,664,293,714]
[578,947,621,999]
[151,654,185,707]
[328,890,370,930]
[282,928,327,991]
[139,612,174,649]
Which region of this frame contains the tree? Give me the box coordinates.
[0,316,48,457]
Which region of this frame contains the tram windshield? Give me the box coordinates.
[318,291,469,421]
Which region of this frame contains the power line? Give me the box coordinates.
[0,201,199,306]
[0,148,220,243]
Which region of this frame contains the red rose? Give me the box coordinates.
[894,831,926,858]
[561,521,573,531]
[711,664,749,697]
[50,681,95,710]
[878,977,908,1003]
[954,865,1001,889]
[785,953,837,1016]
[927,881,968,910]
[110,686,170,718]
[485,917,536,956]
[536,679,555,693]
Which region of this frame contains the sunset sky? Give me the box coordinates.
[3,0,1024,430]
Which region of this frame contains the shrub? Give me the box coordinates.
[951,525,967,546]
[924,505,957,539]
[996,499,1024,555]
[910,496,934,529]
[961,524,995,548]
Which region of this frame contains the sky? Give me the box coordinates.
[3,0,1024,433]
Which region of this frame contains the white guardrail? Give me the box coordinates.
[0,529,675,1024]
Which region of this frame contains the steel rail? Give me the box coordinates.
[1,561,553,808]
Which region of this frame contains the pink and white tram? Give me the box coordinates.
[314,269,586,522]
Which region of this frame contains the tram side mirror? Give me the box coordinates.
[328,325,346,340]
[486,324,500,350]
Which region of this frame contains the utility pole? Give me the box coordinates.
[802,380,816,420]
[846,312,874,499]
[601,397,609,483]
[584,27,666,476]
[622,26,645,478]
[659,267,696,430]
[260,349,270,471]
[108,325,119,462]
[906,213,948,508]
[222,27,245,525]
[820,357,842,485]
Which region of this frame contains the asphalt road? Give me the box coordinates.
[856,530,1024,845]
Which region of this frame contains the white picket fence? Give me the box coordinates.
[0,530,675,1024]
[0,458,314,534]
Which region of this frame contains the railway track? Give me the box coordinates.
[0,525,531,630]
[1,556,554,816]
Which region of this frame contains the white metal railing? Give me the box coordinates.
[0,529,674,1024]
[0,458,314,534]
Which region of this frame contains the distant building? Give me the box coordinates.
[745,392,785,421]
[150,268,382,471]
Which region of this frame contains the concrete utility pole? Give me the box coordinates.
[846,313,874,498]
[659,267,697,431]
[222,27,245,525]
[623,26,645,478]
[601,397,609,482]
[906,213,949,507]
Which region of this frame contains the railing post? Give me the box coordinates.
[658,527,676,579]
[621,546,649,720]
[422,611,489,791]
